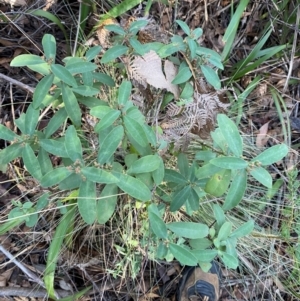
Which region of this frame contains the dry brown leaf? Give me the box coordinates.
[164,60,179,98]
[96,18,118,48]
[43,0,57,11]
[256,121,270,147]
[130,50,179,98]
[138,292,160,301]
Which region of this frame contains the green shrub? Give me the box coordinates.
[0,19,289,297]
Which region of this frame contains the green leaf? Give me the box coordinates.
[189,238,212,250]
[0,143,23,165]
[40,167,72,187]
[118,81,132,106]
[124,116,148,147]
[105,24,126,35]
[81,72,93,86]
[187,38,197,59]
[170,185,192,211]
[78,180,97,224]
[200,65,221,90]
[213,204,225,229]
[0,125,19,141]
[62,84,81,127]
[217,222,232,241]
[223,169,247,211]
[158,43,185,58]
[85,45,102,61]
[66,61,97,74]
[112,171,151,201]
[42,34,56,61]
[191,249,218,262]
[177,153,190,178]
[137,172,153,189]
[230,220,254,239]
[90,105,112,119]
[175,20,191,35]
[129,38,146,55]
[125,153,138,168]
[22,144,42,180]
[195,163,222,179]
[65,126,82,161]
[211,128,228,153]
[250,166,272,188]
[40,139,68,157]
[127,132,152,156]
[37,148,53,175]
[252,144,289,166]
[169,243,198,266]
[195,151,216,162]
[36,193,50,210]
[71,86,99,96]
[51,64,77,87]
[97,109,121,131]
[129,19,149,34]
[208,56,224,70]
[187,188,200,211]
[10,54,45,66]
[205,169,231,197]
[180,82,194,99]
[25,104,39,136]
[44,108,68,138]
[58,173,81,190]
[97,184,118,224]
[210,157,248,170]
[172,67,192,85]
[44,206,75,299]
[127,155,160,174]
[93,73,115,86]
[100,45,128,64]
[167,222,209,239]
[156,242,168,259]
[98,125,124,164]
[192,28,203,39]
[217,114,243,157]
[148,210,167,239]
[164,169,187,184]
[81,167,119,184]
[33,74,54,109]
[26,63,51,76]
[152,155,165,185]
[220,251,239,269]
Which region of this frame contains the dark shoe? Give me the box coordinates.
[176,262,221,301]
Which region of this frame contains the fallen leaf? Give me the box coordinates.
[256,121,270,147]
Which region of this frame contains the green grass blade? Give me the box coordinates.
[29,10,70,54]
[222,0,250,60]
[99,0,143,20]
[44,206,76,299]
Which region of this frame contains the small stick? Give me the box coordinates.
[0,244,60,299]
[0,73,35,94]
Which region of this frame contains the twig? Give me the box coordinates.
[0,244,60,299]
[0,73,35,94]
[0,286,70,298]
[283,5,300,92]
